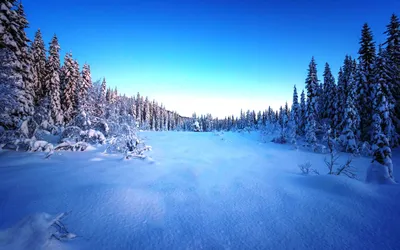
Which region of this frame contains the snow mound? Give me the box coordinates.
[0,212,75,250]
[366,162,397,184]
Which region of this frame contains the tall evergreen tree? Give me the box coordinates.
[339,69,359,153]
[305,57,318,145]
[45,35,63,125]
[292,85,299,124]
[299,90,306,135]
[322,63,336,128]
[31,29,47,101]
[374,46,399,147]
[78,63,92,111]
[61,53,77,123]
[0,0,34,128]
[366,81,395,183]
[383,14,400,141]
[357,23,376,141]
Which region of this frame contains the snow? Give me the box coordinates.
[1,131,400,249]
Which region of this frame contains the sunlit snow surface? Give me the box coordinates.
[0,131,400,249]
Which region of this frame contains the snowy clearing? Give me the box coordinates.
[1,131,400,249]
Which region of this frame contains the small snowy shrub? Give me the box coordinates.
[314,143,327,154]
[19,117,38,139]
[70,111,91,130]
[272,135,286,144]
[360,141,372,156]
[29,140,54,152]
[193,121,200,132]
[80,129,105,144]
[91,119,109,136]
[61,126,82,142]
[298,162,319,175]
[325,132,356,178]
[54,141,89,151]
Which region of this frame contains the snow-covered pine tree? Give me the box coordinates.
[276,105,288,143]
[31,29,47,101]
[291,85,299,131]
[0,0,34,128]
[317,81,324,121]
[357,23,376,142]
[78,63,92,112]
[288,105,298,148]
[0,46,22,128]
[94,77,107,118]
[15,3,35,110]
[366,81,395,184]
[305,57,318,146]
[335,67,345,132]
[143,97,150,130]
[136,93,142,127]
[45,35,63,125]
[339,70,359,154]
[383,14,400,145]
[299,90,306,135]
[72,59,81,113]
[61,53,77,123]
[322,63,336,131]
[374,45,399,147]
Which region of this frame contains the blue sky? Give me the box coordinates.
[25,0,399,117]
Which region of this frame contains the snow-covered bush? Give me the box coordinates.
[80,129,105,144]
[19,117,38,139]
[69,110,91,130]
[272,135,286,144]
[54,141,89,151]
[314,143,327,154]
[193,121,200,132]
[360,141,372,156]
[91,120,109,136]
[61,126,82,142]
[29,140,54,152]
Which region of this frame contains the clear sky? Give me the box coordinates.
[25,0,399,118]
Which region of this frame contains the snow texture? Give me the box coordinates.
[0,131,400,250]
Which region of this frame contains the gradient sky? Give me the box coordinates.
[25,0,399,118]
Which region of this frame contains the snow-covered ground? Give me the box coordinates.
[1,131,400,249]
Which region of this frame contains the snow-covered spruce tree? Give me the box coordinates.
[288,99,298,148]
[78,63,92,112]
[273,105,288,143]
[291,85,299,127]
[0,0,34,128]
[383,14,400,138]
[317,81,324,121]
[143,96,151,130]
[335,67,345,131]
[45,35,63,125]
[15,3,35,110]
[357,23,376,142]
[366,82,395,184]
[72,59,81,112]
[374,46,399,147]
[31,29,47,101]
[94,77,107,118]
[299,90,306,135]
[136,93,142,127]
[61,53,78,124]
[339,70,359,154]
[305,57,318,146]
[322,63,337,130]
[0,47,21,128]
